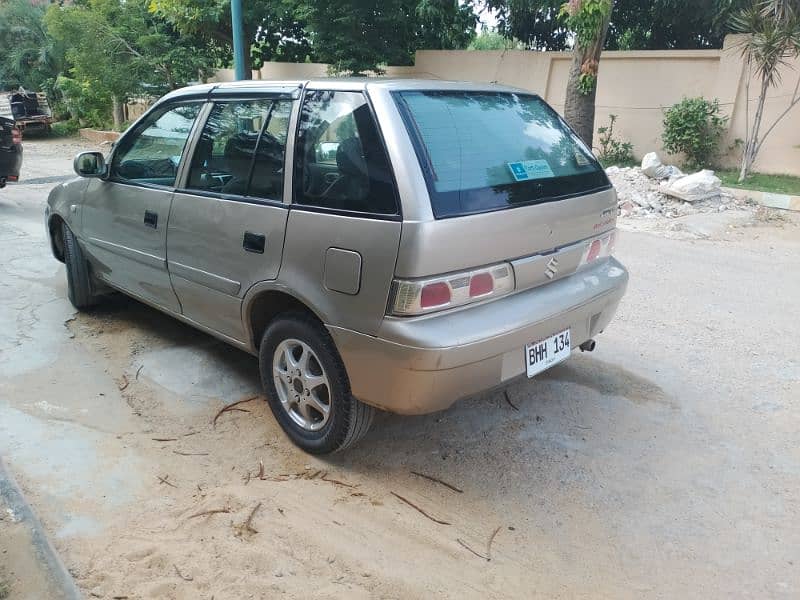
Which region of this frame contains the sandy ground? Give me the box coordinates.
[0,138,799,599]
[0,497,63,600]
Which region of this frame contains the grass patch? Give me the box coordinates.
[717,170,800,196]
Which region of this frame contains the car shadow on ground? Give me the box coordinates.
[74,292,668,494]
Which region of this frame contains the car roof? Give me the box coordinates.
[158,78,530,105]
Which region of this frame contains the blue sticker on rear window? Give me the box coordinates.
[507,160,555,181]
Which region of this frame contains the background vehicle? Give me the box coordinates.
[45,79,627,453]
[0,88,53,133]
[0,116,22,187]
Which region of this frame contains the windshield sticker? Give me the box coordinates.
[507,160,555,181]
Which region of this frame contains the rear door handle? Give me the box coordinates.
[243,231,265,254]
[144,210,158,229]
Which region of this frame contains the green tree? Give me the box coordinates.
[253,4,314,64]
[485,0,571,50]
[148,0,311,73]
[152,0,477,77]
[415,0,478,52]
[45,0,213,129]
[607,0,750,49]
[485,0,752,51]
[301,0,477,74]
[0,0,63,92]
[731,0,800,181]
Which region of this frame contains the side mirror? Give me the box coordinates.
[73,151,107,178]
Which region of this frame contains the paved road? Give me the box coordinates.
[0,140,798,599]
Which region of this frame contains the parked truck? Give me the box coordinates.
[0,88,52,133]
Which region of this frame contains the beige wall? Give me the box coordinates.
[210,36,800,175]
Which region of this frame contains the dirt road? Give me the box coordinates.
[0,139,798,599]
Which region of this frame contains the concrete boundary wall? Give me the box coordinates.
[213,35,800,175]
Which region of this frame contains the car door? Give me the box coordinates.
[280,88,402,336]
[81,101,202,313]
[166,94,295,342]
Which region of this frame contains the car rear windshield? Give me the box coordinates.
[394,91,610,218]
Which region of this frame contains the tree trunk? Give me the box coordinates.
[738,76,770,182]
[564,6,614,148]
[241,40,253,79]
[111,95,125,131]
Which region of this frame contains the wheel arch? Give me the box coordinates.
[242,284,326,353]
[48,213,67,263]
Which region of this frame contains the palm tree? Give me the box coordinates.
[731,0,800,182]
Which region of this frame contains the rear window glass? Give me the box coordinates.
[394,91,609,218]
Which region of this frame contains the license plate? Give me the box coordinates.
[525,328,571,378]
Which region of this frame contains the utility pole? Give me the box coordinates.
[231,0,247,80]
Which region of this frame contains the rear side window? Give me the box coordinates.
[186,98,292,201]
[395,91,609,218]
[294,91,398,216]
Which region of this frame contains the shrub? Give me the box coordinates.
[596,114,635,166]
[662,97,727,170]
[50,120,80,137]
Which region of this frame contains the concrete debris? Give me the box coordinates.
[641,152,684,180]
[662,169,723,203]
[606,165,741,220]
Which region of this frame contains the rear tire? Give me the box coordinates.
[258,312,374,454]
[61,223,96,310]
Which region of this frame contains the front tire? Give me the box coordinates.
[61,223,96,310]
[258,312,374,454]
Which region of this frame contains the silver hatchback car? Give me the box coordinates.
[46,79,628,453]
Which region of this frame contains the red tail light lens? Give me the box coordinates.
[420,282,451,308]
[587,239,602,262]
[580,230,617,268]
[469,272,494,297]
[12,128,21,144]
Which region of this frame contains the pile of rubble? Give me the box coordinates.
[608,152,742,219]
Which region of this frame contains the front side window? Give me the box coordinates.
[395,91,609,218]
[294,91,398,216]
[111,103,201,187]
[186,98,292,200]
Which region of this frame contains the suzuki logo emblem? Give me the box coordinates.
[545,257,559,279]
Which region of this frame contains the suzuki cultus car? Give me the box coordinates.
[46,79,628,453]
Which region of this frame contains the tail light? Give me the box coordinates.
[12,128,22,145]
[390,262,515,316]
[580,230,617,267]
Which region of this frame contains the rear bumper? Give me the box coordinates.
[329,257,628,415]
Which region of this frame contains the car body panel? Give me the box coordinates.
[167,193,290,341]
[279,209,402,336]
[81,179,181,312]
[394,187,616,278]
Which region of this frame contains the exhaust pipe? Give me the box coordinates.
[579,339,596,352]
